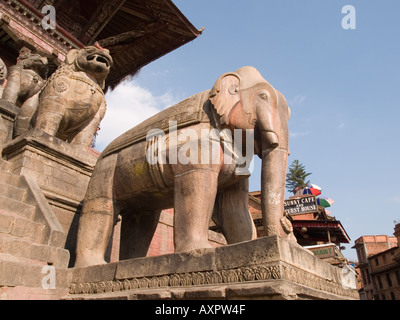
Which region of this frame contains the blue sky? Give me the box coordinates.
[98,1,400,261]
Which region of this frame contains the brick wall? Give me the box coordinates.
[354,235,398,257]
[148,209,227,256]
[148,209,175,257]
[394,223,400,243]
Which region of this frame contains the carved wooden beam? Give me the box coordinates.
[80,0,127,44]
[97,21,164,48]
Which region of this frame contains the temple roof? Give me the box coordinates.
[0,0,202,89]
[291,220,351,244]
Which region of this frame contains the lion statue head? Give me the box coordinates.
[17,53,48,79]
[0,58,7,81]
[65,46,113,89]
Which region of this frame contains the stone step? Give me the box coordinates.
[0,171,67,249]
[0,211,47,245]
[0,170,22,186]
[0,182,26,202]
[0,159,12,173]
[0,285,70,300]
[0,257,72,291]
[0,195,36,220]
[0,235,70,268]
[0,252,45,267]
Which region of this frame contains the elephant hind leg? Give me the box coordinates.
[119,209,162,260]
[173,169,219,253]
[212,179,257,244]
[74,154,118,268]
[74,198,117,268]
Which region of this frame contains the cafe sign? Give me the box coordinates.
[284,196,318,215]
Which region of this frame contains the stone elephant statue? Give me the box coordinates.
[75,66,294,268]
[14,46,113,149]
[1,52,48,107]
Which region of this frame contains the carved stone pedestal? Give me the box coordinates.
[2,128,99,261]
[66,236,359,300]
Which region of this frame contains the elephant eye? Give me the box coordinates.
[259,92,268,100]
[229,85,239,95]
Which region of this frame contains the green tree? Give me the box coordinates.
[286,160,312,194]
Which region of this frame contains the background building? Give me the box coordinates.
[250,192,352,267]
[367,223,400,300]
[352,224,400,300]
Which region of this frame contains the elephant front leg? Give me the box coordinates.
[261,148,294,239]
[173,169,219,252]
[212,179,257,244]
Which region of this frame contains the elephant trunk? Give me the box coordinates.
[260,131,290,238]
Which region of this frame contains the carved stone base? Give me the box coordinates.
[2,128,99,263]
[65,236,359,300]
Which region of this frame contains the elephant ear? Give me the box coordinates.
[275,89,291,151]
[209,73,241,125]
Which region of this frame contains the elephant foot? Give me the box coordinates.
[74,254,107,268]
[287,232,298,243]
[175,241,214,254]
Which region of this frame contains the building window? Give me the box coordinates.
[396,270,400,286]
[382,254,386,264]
[386,273,392,288]
[363,269,371,285]
[377,275,383,289]
[381,293,386,300]
[366,270,371,284]
[390,292,396,300]
[375,257,379,266]
[361,269,367,284]
[359,248,366,263]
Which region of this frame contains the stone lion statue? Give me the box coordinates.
[0,58,8,148]
[0,58,7,98]
[14,46,113,149]
[2,52,48,107]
